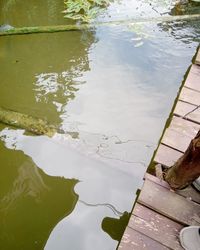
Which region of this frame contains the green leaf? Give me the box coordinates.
[63,0,110,23]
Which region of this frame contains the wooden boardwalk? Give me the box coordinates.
[118,47,200,250]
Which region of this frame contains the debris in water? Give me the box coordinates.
[134,41,144,47]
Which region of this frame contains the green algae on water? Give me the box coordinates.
[0,107,57,137]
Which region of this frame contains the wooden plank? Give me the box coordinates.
[129,216,182,250]
[184,64,200,92]
[144,173,170,188]
[179,87,200,106]
[154,144,183,167]
[174,101,200,125]
[162,128,191,152]
[195,47,200,65]
[138,179,200,226]
[174,101,197,117]
[118,226,170,250]
[161,116,200,152]
[168,116,199,138]
[145,173,200,204]
[129,203,184,250]
[185,108,200,124]
[176,186,200,204]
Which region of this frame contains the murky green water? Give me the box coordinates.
[0,0,200,249]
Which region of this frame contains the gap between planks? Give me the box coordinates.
[161,115,200,153]
[179,87,200,106]
[118,226,170,250]
[184,64,200,92]
[129,203,184,250]
[138,179,200,226]
[174,101,200,125]
[144,172,200,204]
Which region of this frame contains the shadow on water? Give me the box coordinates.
[102,212,130,241]
[0,127,141,249]
[0,139,79,250]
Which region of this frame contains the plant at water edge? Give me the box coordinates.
[63,0,110,23]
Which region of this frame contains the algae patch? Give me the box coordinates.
[0,107,57,137]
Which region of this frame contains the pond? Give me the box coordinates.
[0,0,200,249]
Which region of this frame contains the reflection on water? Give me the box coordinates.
[0,140,78,250]
[0,129,139,250]
[0,30,95,125]
[0,0,200,249]
[102,212,130,241]
[158,20,200,44]
[0,0,69,26]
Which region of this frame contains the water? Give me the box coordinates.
[0,1,200,249]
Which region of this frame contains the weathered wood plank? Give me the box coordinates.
[138,179,200,226]
[176,186,200,204]
[174,101,200,125]
[145,173,200,204]
[184,64,200,92]
[154,144,183,167]
[195,47,200,65]
[118,226,170,250]
[129,203,183,250]
[144,173,170,188]
[174,101,197,117]
[162,128,191,152]
[169,116,199,138]
[179,87,200,106]
[161,116,200,152]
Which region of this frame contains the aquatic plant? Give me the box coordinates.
[171,0,200,15]
[63,0,110,22]
[0,107,57,137]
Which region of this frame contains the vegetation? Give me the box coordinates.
[1,14,200,36]
[63,0,110,22]
[171,0,200,15]
[0,107,57,137]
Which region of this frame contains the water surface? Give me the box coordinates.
[0,0,200,249]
